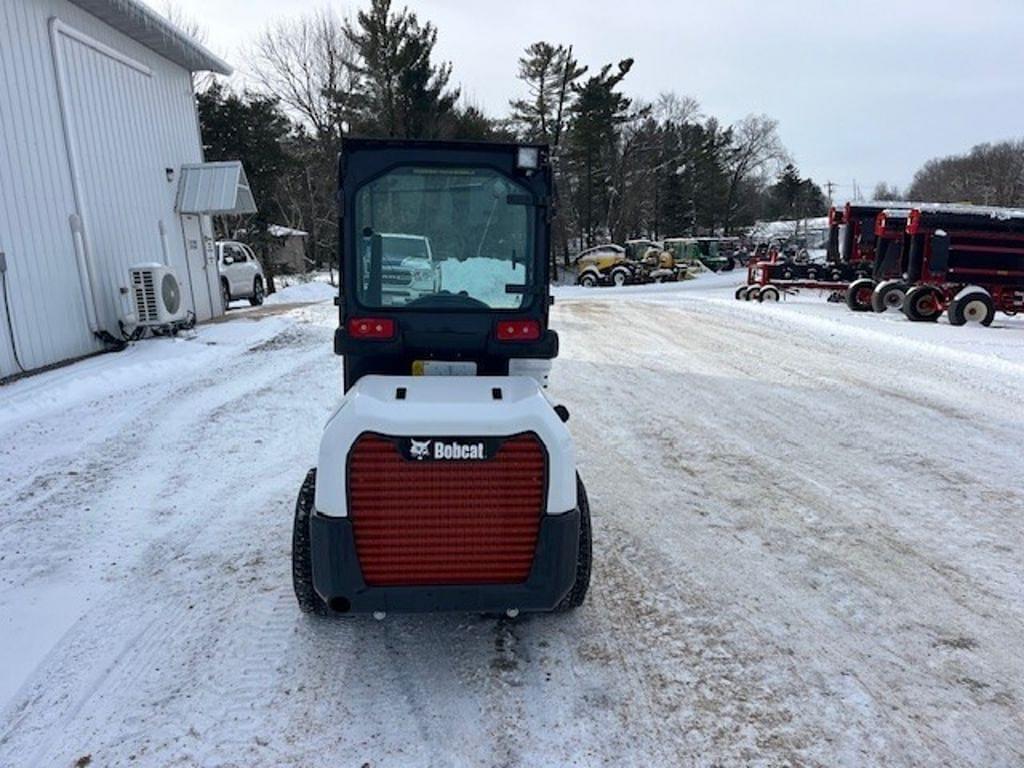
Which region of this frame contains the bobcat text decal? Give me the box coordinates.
[400,437,493,461]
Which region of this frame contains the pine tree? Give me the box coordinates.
[197,82,294,289]
[564,59,634,246]
[344,0,459,138]
[509,42,587,146]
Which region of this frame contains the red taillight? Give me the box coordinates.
[348,317,395,340]
[495,319,541,342]
[906,209,921,235]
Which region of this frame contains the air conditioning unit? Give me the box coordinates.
[129,263,187,327]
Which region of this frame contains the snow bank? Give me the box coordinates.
[440,257,524,308]
[264,280,336,305]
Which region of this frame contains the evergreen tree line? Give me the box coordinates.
[195,0,830,279]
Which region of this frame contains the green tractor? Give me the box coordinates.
[663,237,737,272]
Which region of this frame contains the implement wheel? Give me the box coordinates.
[845,278,875,312]
[948,289,995,327]
[872,280,908,313]
[745,286,761,301]
[734,284,750,300]
[903,285,943,322]
[758,285,781,302]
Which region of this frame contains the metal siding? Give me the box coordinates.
[0,0,94,376]
[0,0,209,378]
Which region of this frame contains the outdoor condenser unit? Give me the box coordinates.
[129,263,187,327]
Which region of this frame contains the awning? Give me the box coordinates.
[176,161,257,216]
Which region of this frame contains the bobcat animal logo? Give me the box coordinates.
[409,439,431,460]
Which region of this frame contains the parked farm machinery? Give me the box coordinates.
[894,205,1024,325]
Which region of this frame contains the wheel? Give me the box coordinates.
[745,286,761,301]
[845,278,875,312]
[734,284,750,301]
[758,285,780,302]
[807,267,819,280]
[871,280,907,313]
[293,468,328,615]
[830,269,843,282]
[249,276,265,306]
[721,256,736,272]
[948,288,995,326]
[612,269,628,287]
[579,272,598,288]
[555,475,592,612]
[903,285,943,322]
[221,279,231,309]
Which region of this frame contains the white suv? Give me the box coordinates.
[217,241,266,308]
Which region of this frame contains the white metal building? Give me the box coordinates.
[0,0,255,380]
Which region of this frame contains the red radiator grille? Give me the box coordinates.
[348,433,546,586]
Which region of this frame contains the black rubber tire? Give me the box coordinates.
[734,284,750,300]
[845,278,875,312]
[745,286,761,301]
[903,285,943,322]
[579,273,598,288]
[221,279,231,309]
[292,468,328,615]
[871,280,907,313]
[947,290,995,327]
[249,277,265,307]
[758,285,780,302]
[554,475,592,612]
[612,269,629,287]
[721,256,736,272]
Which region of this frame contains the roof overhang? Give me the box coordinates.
[177,161,257,215]
[67,0,232,74]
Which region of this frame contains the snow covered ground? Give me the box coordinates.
[2,274,1023,766]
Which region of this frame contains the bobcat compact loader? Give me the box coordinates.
[292,138,592,617]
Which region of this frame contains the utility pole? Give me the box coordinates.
[825,180,836,207]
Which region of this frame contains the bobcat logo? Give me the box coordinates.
[409,439,431,460]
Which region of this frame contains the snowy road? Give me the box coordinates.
[2,276,1024,767]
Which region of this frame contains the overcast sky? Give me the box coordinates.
[162,0,1024,196]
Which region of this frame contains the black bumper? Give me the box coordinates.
[309,509,580,614]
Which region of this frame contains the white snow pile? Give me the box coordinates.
[264,280,337,305]
[440,257,524,308]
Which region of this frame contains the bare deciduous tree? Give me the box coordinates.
[907,140,1024,206]
[247,8,356,141]
[653,92,701,126]
[722,114,789,232]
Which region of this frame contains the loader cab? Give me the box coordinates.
[335,138,557,391]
